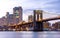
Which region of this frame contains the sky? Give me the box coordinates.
[0,0,60,23]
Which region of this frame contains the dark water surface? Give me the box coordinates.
[0,31,60,38]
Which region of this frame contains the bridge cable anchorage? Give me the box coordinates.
[43,11,60,16]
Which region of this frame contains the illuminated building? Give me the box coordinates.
[28,15,33,22]
[52,22,60,31]
[0,17,7,26]
[43,22,50,30]
[6,12,14,26]
[13,6,22,24]
[6,6,23,25]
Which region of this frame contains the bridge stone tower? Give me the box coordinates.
[33,10,43,31]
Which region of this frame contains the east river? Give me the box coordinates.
[0,31,60,38]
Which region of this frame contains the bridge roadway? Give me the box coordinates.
[17,16,60,25]
[0,16,60,31]
[14,16,60,31]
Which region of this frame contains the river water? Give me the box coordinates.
[0,31,60,38]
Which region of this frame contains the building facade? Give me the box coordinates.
[52,22,60,31]
[0,17,7,26]
[28,15,33,22]
[6,6,23,26]
[43,22,51,30]
[6,12,14,26]
[13,6,22,24]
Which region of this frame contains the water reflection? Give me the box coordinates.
[0,31,60,38]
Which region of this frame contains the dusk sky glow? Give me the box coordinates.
[0,0,60,22]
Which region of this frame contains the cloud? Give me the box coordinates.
[0,0,28,18]
[22,0,60,13]
[22,0,60,21]
[0,0,60,22]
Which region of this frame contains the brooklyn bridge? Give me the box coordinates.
[0,10,60,31]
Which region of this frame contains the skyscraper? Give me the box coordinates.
[28,15,33,22]
[6,6,23,26]
[0,16,7,26]
[6,12,14,26]
[13,6,22,24]
[43,22,50,30]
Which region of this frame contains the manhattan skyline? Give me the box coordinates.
[0,0,60,23]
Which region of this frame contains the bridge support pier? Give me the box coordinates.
[34,22,43,31]
[33,10,43,31]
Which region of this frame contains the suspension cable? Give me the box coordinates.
[43,11,60,15]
